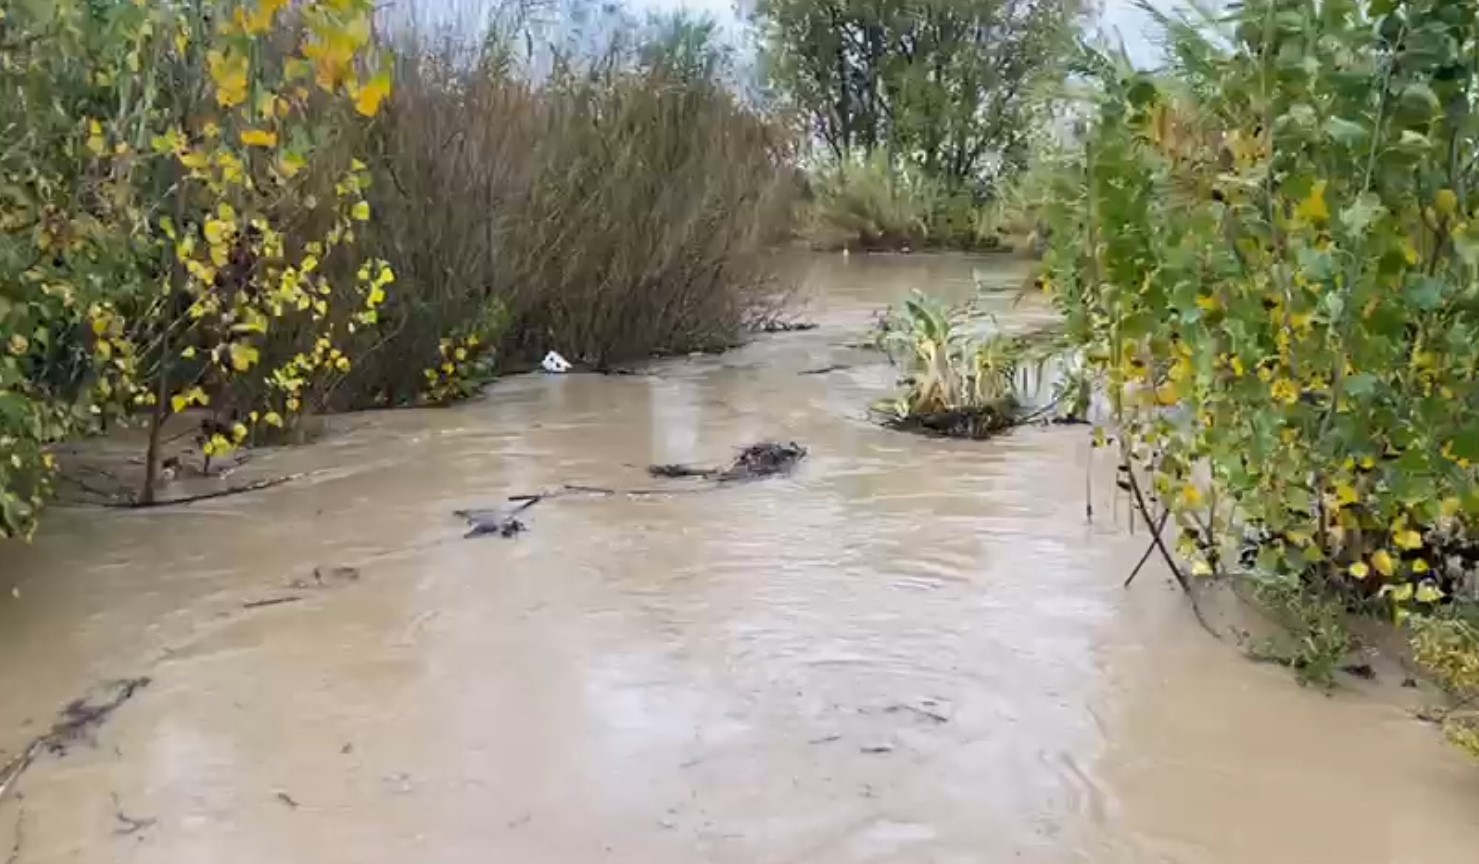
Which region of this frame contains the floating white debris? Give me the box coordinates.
[541,350,572,373]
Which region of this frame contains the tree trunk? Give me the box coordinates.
[139,334,170,505]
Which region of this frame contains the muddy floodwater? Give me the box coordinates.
[1,254,1477,863]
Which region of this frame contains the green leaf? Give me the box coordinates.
[1339,192,1385,235]
[1400,82,1441,114]
[1324,116,1368,146]
[1344,373,1378,396]
[1399,129,1433,149]
[1407,277,1445,310]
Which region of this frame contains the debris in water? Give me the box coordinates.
[799,364,851,376]
[648,463,712,479]
[456,494,543,539]
[275,791,300,809]
[758,319,819,333]
[0,677,151,804]
[111,794,156,837]
[315,565,360,585]
[242,596,303,610]
[457,507,529,539]
[883,702,950,724]
[541,351,572,373]
[808,734,842,745]
[859,743,895,755]
[649,441,808,482]
[717,442,807,481]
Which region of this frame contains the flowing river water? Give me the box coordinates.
[0,254,1476,863]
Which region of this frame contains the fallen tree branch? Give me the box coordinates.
[242,596,303,610]
[95,473,306,510]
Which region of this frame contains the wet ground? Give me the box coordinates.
[0,254,1476,863]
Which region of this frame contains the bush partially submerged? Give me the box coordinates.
[870,292,1063,437]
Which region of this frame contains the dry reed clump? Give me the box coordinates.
[324,27,797,408]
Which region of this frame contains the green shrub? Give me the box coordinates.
[1035,0,1479,751]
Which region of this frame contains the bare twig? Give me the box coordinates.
[1121,463,1189,592]
[242,596,303,610]
[1124,506,1171,588]
[1121,462,1224,640]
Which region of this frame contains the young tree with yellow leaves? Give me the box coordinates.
[2,0,395,515]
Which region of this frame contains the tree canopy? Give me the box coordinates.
[756,0,1081,195]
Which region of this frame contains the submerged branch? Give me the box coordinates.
[95,473,307,509]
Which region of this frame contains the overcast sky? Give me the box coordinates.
[636,0,1179,67]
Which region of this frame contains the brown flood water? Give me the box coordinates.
[0,254,1476,863]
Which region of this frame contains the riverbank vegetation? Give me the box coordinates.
[755,0,1081,251]
[0,0,795,534]
[1036,0,1479,755]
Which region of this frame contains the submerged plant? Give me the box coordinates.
[873,291,1062,434]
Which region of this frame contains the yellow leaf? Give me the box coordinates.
[232,423,248,441]
[1394,529,1422,550]
[1415,582,1444,604]
[1190,559,1213,577]
[171,394,189,414]
[1179,483,1203,508]
[1441,496,1462,519]
[263,411,284,428]
[1436,188,1458,217]
[229,342,260,372]
[352,70,391,117]
[1413,558,1430,574]
[1334,481,1359,508]
[240,128,279,148]
[351,201,371,221]
[208,50,250,108]
[86,120,106,156]
[1349,561,1370,579]
[1294,180,1329,224]
[1372,549,1395,578]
